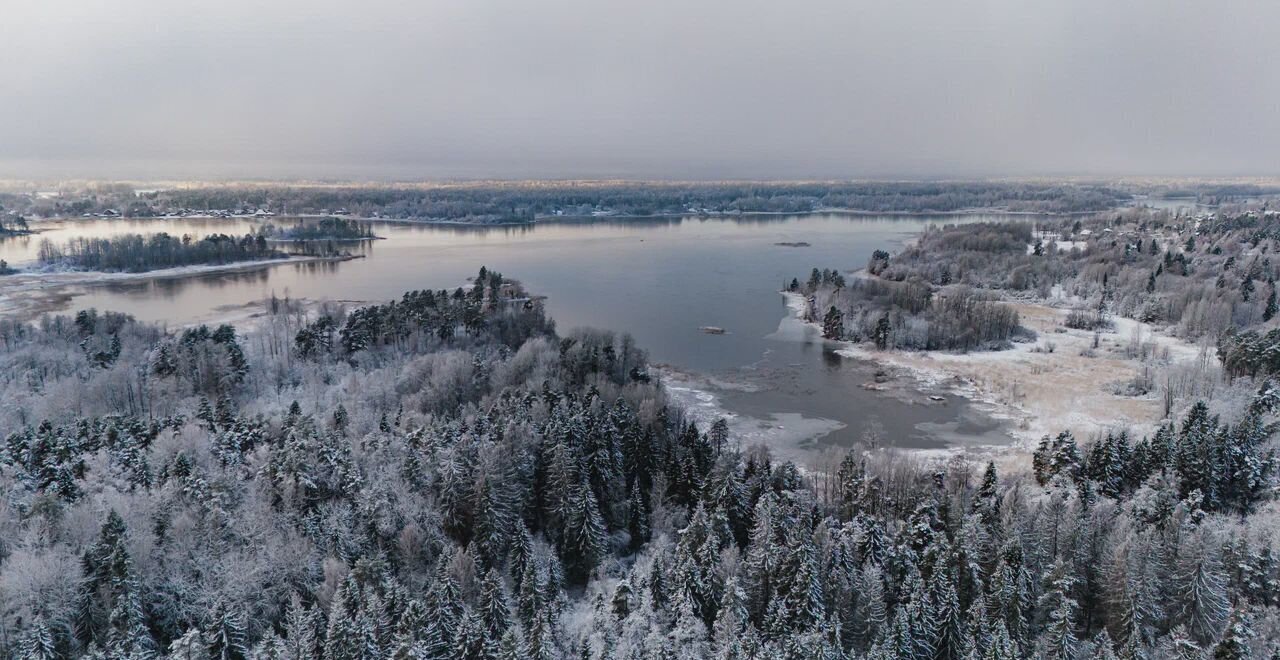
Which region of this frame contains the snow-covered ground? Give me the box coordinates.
[783,291,1217,453]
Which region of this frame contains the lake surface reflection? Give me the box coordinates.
[2,213,1021,454]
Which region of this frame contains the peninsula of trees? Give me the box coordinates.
[794,262,1030,352]
[0,268,1277,658]
[36,232,286,273]
[799,204,1280,359]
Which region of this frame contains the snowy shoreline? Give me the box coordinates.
[657,365,846,465]
[780,289,1212,458]
[0,255,358,319]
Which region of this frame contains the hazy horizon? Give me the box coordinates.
[4,1,1279,181]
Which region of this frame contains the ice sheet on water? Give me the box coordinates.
[660,367,844,464]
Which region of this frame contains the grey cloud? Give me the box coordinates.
[1,0,1277,179]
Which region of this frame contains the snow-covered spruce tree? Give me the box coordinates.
[0,270,1278,658]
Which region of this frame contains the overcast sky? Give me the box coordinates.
[1,0,1278,180]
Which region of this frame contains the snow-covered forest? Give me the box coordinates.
[0,267,1278,659]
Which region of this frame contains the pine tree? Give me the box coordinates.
[712,575,748,651]
[982,619,1020,660]
[517,558,545,633]
[931,570,968,660]
[627,482,650,552]
[742,494,781,625]
[391,599,429,659]
[562,477,607,583]
[207,601,249,660]
[509,522,534,594]
[1088,630,1119,660]
[879,605,922,659]
[422,555,466,659]
[324,576,363,660]
[1156,625,1203,660]
[1177,533,1230,645]
[873,314,892,350]
[283,593,320,660]
[822,306,844,340]
[1039,570,1079,660]
[252,632,288,659]
[1086,432,1130,498]
[1211,609,1254,660]
[472,471,515,568]
[974,461,1001,526]
[788,536,825,629]
[708,417,730,455]
[901,577,936,659]
[1033,435,1053,485]
[495,629,526,660]
[852,564,886,651]
[75,510,155,654]
[479,569,512,642]
[676,503,725,627]
[453,611,487,660]
[1050,431,1083,483]
[18,620,58,660]
[966,595,991,658]
[333,404,349,432]
[168,629,207,660]
[669,594,711,659]
[525,608,559,660]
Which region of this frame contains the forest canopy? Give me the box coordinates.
[0,268,1276,658]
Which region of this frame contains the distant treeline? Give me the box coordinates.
[1151,183,1280,204]
[3,181,1130,223]
[38,232,285,273]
